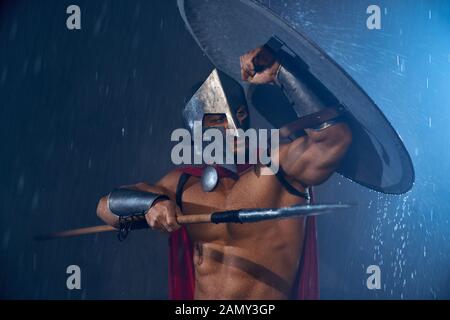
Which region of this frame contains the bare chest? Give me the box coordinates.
[179,168,306,244]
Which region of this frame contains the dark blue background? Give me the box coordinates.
[0,0,448,299]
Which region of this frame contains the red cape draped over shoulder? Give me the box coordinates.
[168,165,319,300]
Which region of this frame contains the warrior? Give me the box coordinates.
[97,45,352,299]
[95,0,414,300]
[35,0,414,301]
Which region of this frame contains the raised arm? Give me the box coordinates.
[240,44,352,187]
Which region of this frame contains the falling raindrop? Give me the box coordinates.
[1,67,7,85]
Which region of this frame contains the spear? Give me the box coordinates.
[34,203,354,241]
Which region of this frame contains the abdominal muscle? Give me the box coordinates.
[190,218,306,300]
[181,168,308,300]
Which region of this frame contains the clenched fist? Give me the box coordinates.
[145,199,182,233]
[240,46,280,84]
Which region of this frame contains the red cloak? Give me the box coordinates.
[168,166,319,300]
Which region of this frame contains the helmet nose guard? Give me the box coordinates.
[183,69,249,137]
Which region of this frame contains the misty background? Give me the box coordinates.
[0,0,449,299]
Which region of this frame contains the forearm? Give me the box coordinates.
[96,183,170,228]
[268,40,344,137]
[96,170,181,228]
[275,64,331,117]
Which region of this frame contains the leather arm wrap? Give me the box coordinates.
[107,188,169,218]
[265,36,342,120]
[276,65,332,116]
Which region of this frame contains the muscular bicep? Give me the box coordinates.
[280,123,352,186]
[124,170,182,200]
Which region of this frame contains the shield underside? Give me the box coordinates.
[178,0,415,194]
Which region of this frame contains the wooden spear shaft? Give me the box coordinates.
[34,214,212,241]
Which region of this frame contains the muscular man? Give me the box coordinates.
[97,46,352,300]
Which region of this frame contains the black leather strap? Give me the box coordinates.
[176,172,192,211]
[274,166,310,201]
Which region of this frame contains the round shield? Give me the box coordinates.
[178,0,415,194]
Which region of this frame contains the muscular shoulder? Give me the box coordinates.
[277,122,352,186]
[129,170,182,199]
